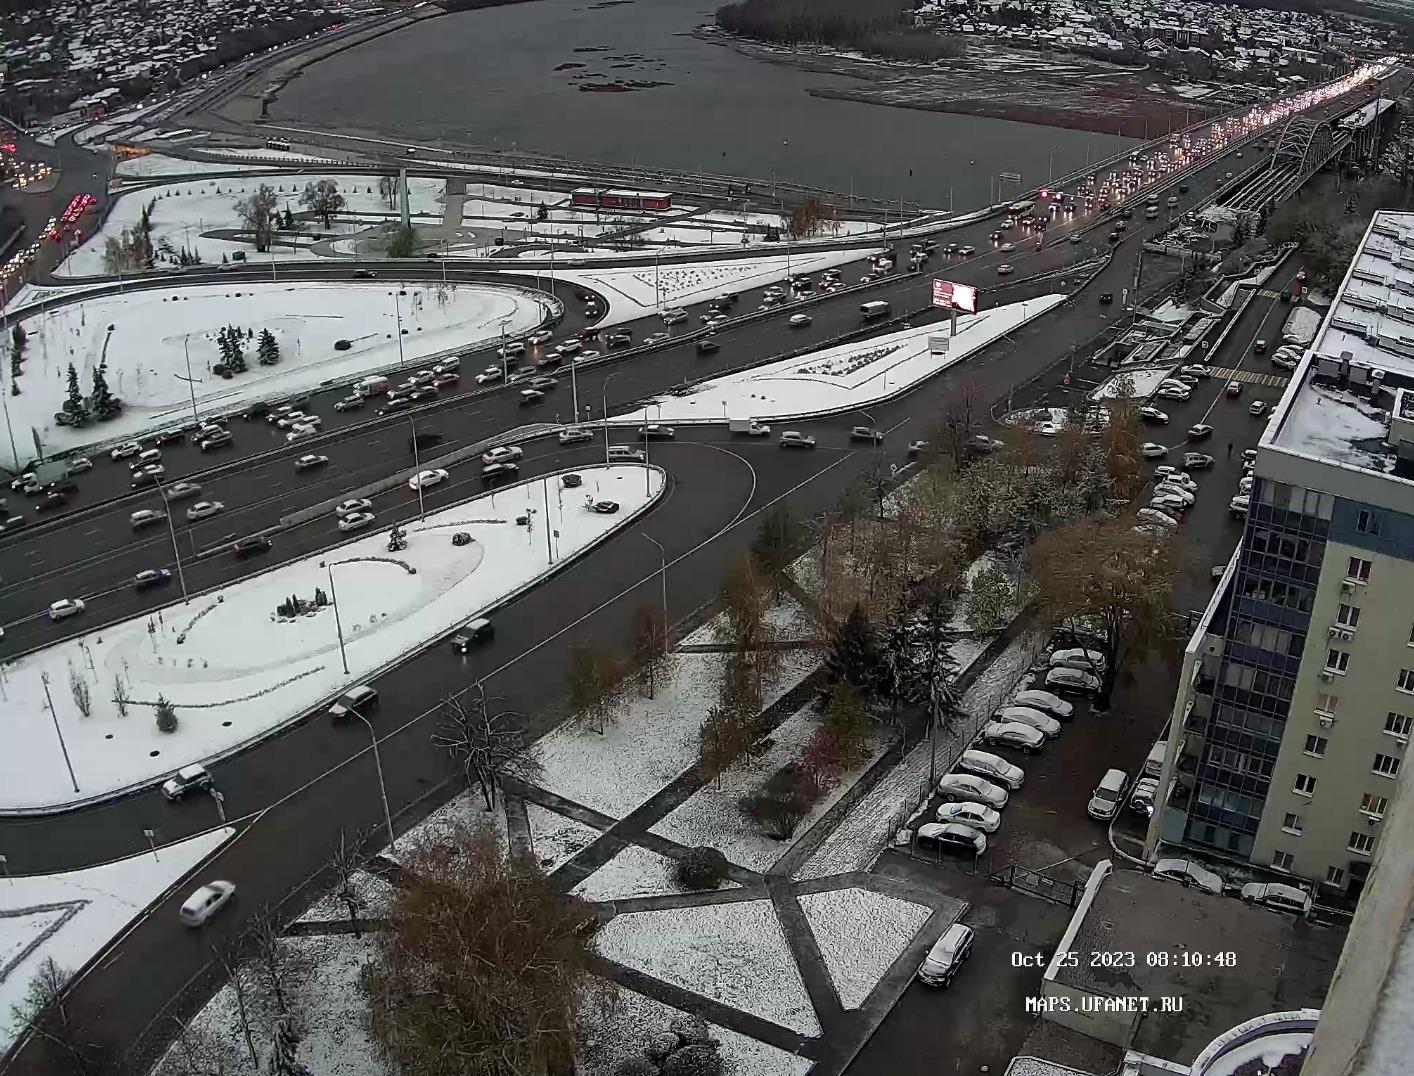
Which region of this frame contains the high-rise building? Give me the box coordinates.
[1148,210,1414,902]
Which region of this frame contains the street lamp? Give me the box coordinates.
[601,370,621,466]
[322,560,350,675]
[154,481,190,603]
[642,532,667,627]
[410,416,426,521]
[393,289,407,371]
[354,709,397,853]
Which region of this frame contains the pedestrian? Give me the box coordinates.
[1227,441,1233,458]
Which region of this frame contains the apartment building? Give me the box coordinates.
[1148,210,1414,904]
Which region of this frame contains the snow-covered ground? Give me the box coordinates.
[572,844,701,902]
[1,279,549,470]
[113,154,265,178]
[1091,366,1177,401]
[57,174,446,277]
[0,467,664,811]
[595,899,821,1036]
[199,148,341,166]
[1,826,233,1053]
[526,803,600,872]
[799,888,931,1009]
[613,295,1064,425]
[542,248,882,329]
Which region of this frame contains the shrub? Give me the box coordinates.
[669,1014,712,1046]
[154,695,178,734]
[662,1043,723,1076]
[613,1055,661,1076]
[675,846,729,890]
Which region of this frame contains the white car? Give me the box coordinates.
[994,706,1061,738]
[130,508,166,529]
[1045,666,1101,695]
[788,313,812,327]
[1160,471,1197,493]
[1240,882,1312,917]
[1155,386,1191,402]
[1012,689,1073,719]
[934,801,1001,832]
[48,598,86,621]
[338,511,376,533]
[179,880,236,927]
[275,411,308,429]
[528,330,553,345]
[1182,452,1215,470]
[1150,493,1188,516]
[110,441,142,460]
[558,426,594,445]
[286,424,319,442]
[1249,401,1268,416]
[996,263,1014,275]
[1050,648,1106,673]
[1140,442,1167,459]
[482,445,523,466]
[1230,494,1250,517]
[1137,507,1180,529]
[409,468,449,490]
[476,368,504,385]
[916,923,975,986]
[1270,354,1299,371]
[1154,482,1195,507]
[498,342,526,358]
[336,498,373,516]
[981,721,1045,753]
[779,431,816,448]
[1138,407,1168,424]
[916,822,986,857]
[186,501,224,521]
[1152,858,1224,896]
[957,749,1024,790]
[937,772,1008,809]
[65,456,93,475]
[556,338,582,355]
[161,763,213,801]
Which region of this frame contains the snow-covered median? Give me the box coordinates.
[2,280,549,470]
[799,888,931,1009]
[0,826,234,1054]
[113,154,266,178]
[0,466,664,811]
[614,294,1065,425]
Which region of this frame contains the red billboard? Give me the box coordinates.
[931,278,977,313]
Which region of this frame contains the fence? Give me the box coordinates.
[989,862,1083,908]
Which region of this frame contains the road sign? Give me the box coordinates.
[932,279,977,313]
[999,171,1022,183]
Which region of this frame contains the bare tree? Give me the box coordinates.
[7,957,111,1076]
[155,1016,234,1076]
[433,688,541,810]
[715,554,780,702]
[327,829,372,937]
[859,450,893,520]
[698,705,758,788]
[234,184,280,252]
[931,376,982,471]
[364,816,611,1076]
[68,666,91,718]
[378,174,397,210]
[210,936,259,1067]
[565,640,625,735]
[628,602,673,699]
[299,179,346,229]
[244,907,312,1035]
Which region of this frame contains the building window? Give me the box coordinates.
[1282,813,1303,834]
[1373,753,1402,779]
[1315,692,1339,715]
[1303,735,1328,757]
[1400,669,1414,694]
[1409,623,1414,647]
[1361,793,1389,818]
[1349,832,1375,856]
[1357,509,1383,535]
[1326,866,1346,887]
[1386,712,1411,740]
[1347,557,1372,582]
[1273,850,1294,871]
[1336,604,1361,629]
[1294,773,1317,796]
[1325,650,1350,674]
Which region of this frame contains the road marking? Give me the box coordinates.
[1204,366,1289,387]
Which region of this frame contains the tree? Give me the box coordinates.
[155,694,178,733]
[698,705,758,786]
[68,665,91,718]
[860,450,893,520]
[739,765,816,839]
[300,179,346,228]
[628,602,672,698]
[932,376,981,471]
[378,174,397,209]
[211,936,260,1067]
[227,325,247,373]
[257,329,280,367]
[788,195,834,239]
[751,503,796,584]
[433,689,541,810]
[822,605,884,700]
[388,224,417,258]
[1029,516,1183,708]
[716,554,779,700]
[281,207,296,231]
[565,640,624,734]
[675,846,729,889]
[821,682,871,769]
[8,957,112,1076]
[364,816,608,1076]
[265,1018,303,1076]
[967,561,1015,631]
[235,184,280,252]
[89,364,115,416]
[63,363,89,422]
[327,829,371,936]
[244,906,313,1033]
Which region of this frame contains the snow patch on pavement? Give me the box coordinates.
[798,888,931,1009]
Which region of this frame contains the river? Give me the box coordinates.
[273,0,1138,210]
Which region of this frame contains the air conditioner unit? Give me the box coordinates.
[1368,815,1380,825]
[1329,626,1340,638]
[1341,580,1356,593]
[1319,670,1334,681]
[1339,629,1354,642]
[1318,714,1334,728]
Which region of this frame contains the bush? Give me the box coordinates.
[645,1032,679,1061]
[154,695,178,734]
[675,846,729,890]
[662,1044,723,1076]
[669,1014,712,1046]
[613,1056,660,1076]
[739,764,818,839]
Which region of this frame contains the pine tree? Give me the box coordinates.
[64,363,88,419]
[265,1017,302,1075]
[228,325,247,373]
[90,365,114,415]
[154,695,178,734]
[217,326,235,369]
[257,329,280,366]
[822,605,885,701]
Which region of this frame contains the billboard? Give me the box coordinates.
[931,278,977,314]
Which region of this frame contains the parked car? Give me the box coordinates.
[1087,768,1128,820]
[916,923,975,986]
[1050,648,1107,673]
[1158,470,1197,493]
[934,801,1001,832]
[1129,776,1160,816]
[780,431,816,448]
[1249,401,1268,416]
[1240,882,1312,917]
[162,764,213,800]
[981,721,1045,753]
[993,706,1061,738]
[1136,507,1180,529]
[1155,386,1191,402]
[179,881,236,927]
[1140,442,1167,459]
[1012,689,1073,719]
[957,749,1024,789]
[48,598,86,621]
[936,772,1008,809]
[1138,407,1168,425]
[916,822,986,858]
[409,468,449,490]
[1045,666,1101,695]
[1187,424,1214,441]
[1271,354,1298,371]
[186,501,224,521]
[1229,494,1250,518]
[1152,858,1224,896]
[588,500,620,514]
[1183,452,1215,470]
[134,568,173,590]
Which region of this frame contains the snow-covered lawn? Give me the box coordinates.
[595,899,821,1036]
[571,844,700,902]
[613,296,1065,425]
[2,279,548,469]
[527,804,601,872]
[541,248,883,329]
[535,647,818,821]
[649,706,888,872]
[0,826,233,1053]
[1092,366,1177,401]
[113,154,265,178]
[57,174,446,277]
[0,467,664,811]
[798,888,931,1009]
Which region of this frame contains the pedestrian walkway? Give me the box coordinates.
[1203,364,1290,387]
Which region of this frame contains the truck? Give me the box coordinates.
[354,375,390,397]
[1008,200,1035,215]
[860,300,891,321]
[728,419,771,436]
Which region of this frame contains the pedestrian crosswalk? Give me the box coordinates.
[1202,365,1290,388]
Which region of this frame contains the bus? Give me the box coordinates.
[265,138,292,152]
[1007,200,1035,215]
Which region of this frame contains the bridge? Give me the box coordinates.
[1222,114,1352,215]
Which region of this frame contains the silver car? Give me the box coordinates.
[981,721,1045,754]
[957,749,1025,789]
[994,706,1061,738]
[1152,859,1223,895]
[934,801,1001,833]
[937,772,1008,808]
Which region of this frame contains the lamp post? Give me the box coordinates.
[601,371,620,465]
[642,532,667,627]
[410,416,426,521]
[323,561,350,675]
[155,481,190,602]
[393,289,407,370]
[354,710,397,853]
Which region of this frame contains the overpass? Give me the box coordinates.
[1223,114,1352,214]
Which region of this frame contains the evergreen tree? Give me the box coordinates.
[821,682,872,768]
[257,329,280,366]
[154,695,178,734]
[216,326,235,368]
[228,325,247,373]
[64,363,88,419]
[90,365,114,414]
[282,207,296,230]
[822,605,885,701]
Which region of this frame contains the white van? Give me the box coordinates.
[1143,739,1167,779]
[860,300,891,320]
[1088,769,1128,820]
[355,375,390,398]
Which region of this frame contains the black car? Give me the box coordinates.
[352,269,376,279]
[152,428,185,445]
[450,617,494,652]
[696,339,719,355]
[244,401,271,419]
[605,332,633,348]
[35,491,67,512]
[131,471,161,489]
[562,473,583,489]
[408,385,439,402]
[409,431,443,452]
[378,398,413,415]
[451,532,473,546]
[589,500,620,514]
[1178,183,1189,193]
[134,568,173,590]
[232,535,272,558]
[200,431,233,451]
[1099,292,1114,305]
[482,462,519,483]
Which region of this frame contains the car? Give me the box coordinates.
[1154,483,1195,507]
[199,431,233,451]
[605,331,633,348]
[981,721,1046,753]
[559,427,593,446]
[966,434,1004,453]
[555,338,582,356]
[451,532,473,546]
[934,801,1001,832]
[1229,494,1250,517]
[996,264,1014,275]
[1140,442,1167,459]
[937,772,1008,808]
[134,568,173,590]
[916,822,986,858]
[352,268,376,279]
[562,473,584,489]
[408,385,440,402]
[130,508,166,529]
[409,468,449,490]
[1240,882,1312,917]
[329,684,378,719]
[179,881,236,927]
[993,706,1061,738]
[1187,424,1213,441]
[576,349,601,362]
[1225,380,1242,397]
[850,426,884,443]
[64,456,93,476]
[998,242,1016,253]
[450,618,495,652]
[661,309,688,325]
[1270,354,1299,371]
[1050,647,1106,673]
[275,411,308,430]
[1045,666,1101,695]
[907,440,930,456]
[916,923,975,986]
[780,431,816,448]
[161,763,213,801]
[957,749,1024,790]
[644,332,670,346]
[1253,339,1267,354]
[1183,452,1215,471]
[110,441,141,460]
[1138,407,1168,424]
[334,396,365,413]
[1088,768,1129,820]
[529,376,558,391]
[695,339,720,355]
[481,462,519,483]
[519,389,546,406]
[433,372,459,389]
[589,499,620,514]
[331,499,372,519]
[1249,400,1268,417]
[1179,364,1209,379]
[528,330,553,346]
[788,313,812,328]
[337,511,375,533]
[230,534,273,560]
[1155,386,1191,402]
[483,445,524,466]
[1129,776,1159,816]
[1152,858,1224,896]
[476,369,504,387]
[1136,507,1180,529]
[378,398,413,416]
[186,500,225,521]
[1012,689,1073,719]
[1157,470,1197,492]
[638,424,676,441]
[47,598,86,621]
[1098,292,1114,305]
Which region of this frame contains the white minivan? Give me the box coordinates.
[1088,769,1128,820]
[1143,739,1167,780]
